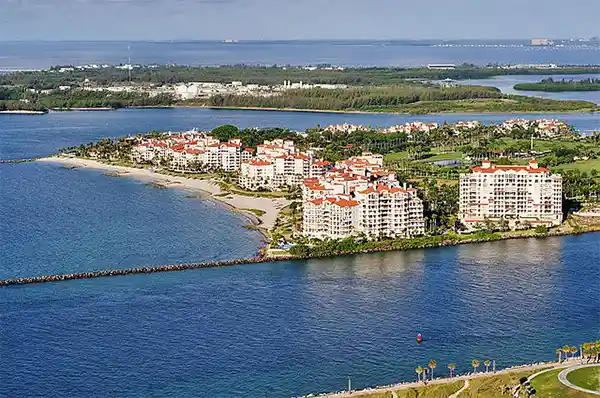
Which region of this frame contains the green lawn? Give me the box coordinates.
[530,368,596,397]
[488,138,594,152]
[552,159,600,173]
[456,369,542,398]
[383,151,409,162]
[362,380,464,398]
[416,151,464,163]
[566,366,600,392]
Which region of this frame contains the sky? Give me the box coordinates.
[1,0,599,41]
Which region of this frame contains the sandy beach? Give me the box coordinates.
[38,156,289,230]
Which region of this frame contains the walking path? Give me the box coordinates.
[318,362,560,398]
[557,364,600,395]
[448,379,469,398]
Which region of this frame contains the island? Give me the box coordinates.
[514,78,600,92]
[1,65,600,114]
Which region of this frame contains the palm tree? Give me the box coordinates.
[563,344,571,360]
[448,363,456,378]
[428,360,437,380]
[556,347,564,362]
[472,359,480,373]
[570,346,578,359]
[415,366,424,382]
[484,359,491,372]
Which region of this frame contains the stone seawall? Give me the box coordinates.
[1,228,598,287]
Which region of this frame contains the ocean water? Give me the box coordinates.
[1,40,599,70]
[1,104,600,395]
[2,108,600,161]
[462,73,600,104]
[1,235,599,397]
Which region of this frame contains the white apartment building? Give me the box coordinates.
[302,153,425,240]
[459,159,563,230]
[131,134,245,172]
[239,139,318,191]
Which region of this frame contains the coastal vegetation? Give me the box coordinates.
[207,87,599,113]
[515,78,600,92]
[3,65,600,89]
[2,65,600,113]
[0,86,175,112]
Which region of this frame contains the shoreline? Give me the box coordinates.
[0,110,46,115]
[38,156,289,231]
[203,105,600,115]
[3,105,598,116]
[313,361,573,398]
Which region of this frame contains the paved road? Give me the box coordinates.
[557,364,600,396]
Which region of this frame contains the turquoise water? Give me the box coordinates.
[1,109,599,397]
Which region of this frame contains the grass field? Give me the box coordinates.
[529,368,597,397]
[552,159,600,172]
[566,366,600,392]
[488,137,596,152]
[363,380,464,398]
[455,369,543,398]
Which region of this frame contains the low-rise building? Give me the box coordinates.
[459,159,563,230]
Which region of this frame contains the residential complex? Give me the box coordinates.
[459,159,563,230]
[239,139,324,190]
[131,131,252,171]
[302,153,425,240]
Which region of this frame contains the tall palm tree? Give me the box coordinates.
[448,363,456,378]
[472,359,480,373]
[563,344,571,360]
[570,346,578,359]
[415,366,424,382]
[556,347,564,362]
[483,360,491,372]
[428,360,437,380]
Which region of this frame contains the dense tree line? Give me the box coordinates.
[208,85,503,110]
[2,65,600,89]
[514,78,600,92]
[1,89,175,111]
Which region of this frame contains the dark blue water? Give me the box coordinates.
[1,109,599,397]
[1,236,599,397]
[1,40,599,70]
[2,108,600,161]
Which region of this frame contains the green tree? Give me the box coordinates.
[448,363,456,378]
[472,359,480,373]
[483,359,491,372]
[415,366,424,382]
[428,360,437,380]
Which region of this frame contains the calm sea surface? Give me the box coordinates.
[1,236,599,397]
[1,40,599,69]
[463,73,600,104]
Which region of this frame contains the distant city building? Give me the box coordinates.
[427,64,456,70]
[459,159,563,230]
[531,39,555,46]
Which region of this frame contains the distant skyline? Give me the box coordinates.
[1,0,599,41]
